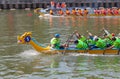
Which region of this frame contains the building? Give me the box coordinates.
[0,0,119,9]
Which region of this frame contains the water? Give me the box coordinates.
[0,10,120,79]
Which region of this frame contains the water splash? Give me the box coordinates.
[18,49,40,58]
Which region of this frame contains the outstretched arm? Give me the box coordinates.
[106,45,114,49]
[87,30,93,36]
[74,30,81,39]
[87,31,94,40]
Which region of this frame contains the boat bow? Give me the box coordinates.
[17,32,51,52]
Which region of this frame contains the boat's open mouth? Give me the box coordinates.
[17,40,22,44]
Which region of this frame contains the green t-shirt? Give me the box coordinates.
[79,36,87,42]
[76,40,88,49]
[95,39,106,49]
[50,37,60,49]
[103,38,113,45]
[87,39,96,46]
[113,38,120,49]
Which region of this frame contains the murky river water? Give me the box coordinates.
[0,10,120,79]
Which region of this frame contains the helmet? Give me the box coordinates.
[54,34,60,38]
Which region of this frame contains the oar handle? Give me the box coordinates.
[63,32,75,50]
[66,32,75,42]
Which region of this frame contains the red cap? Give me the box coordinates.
[111,33,115,36]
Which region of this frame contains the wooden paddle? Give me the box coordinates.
[62,32,75,54]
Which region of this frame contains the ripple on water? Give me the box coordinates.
[0,64,7,71]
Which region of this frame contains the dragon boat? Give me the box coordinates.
[17,32,120,55]
[34,8,120,18]
[38,14,120,19]
[38,14,64,18]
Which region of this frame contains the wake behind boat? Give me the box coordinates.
[17,32,120,55]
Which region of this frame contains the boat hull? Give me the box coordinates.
[40,49,119,55]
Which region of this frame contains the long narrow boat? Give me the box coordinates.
[38,14,64,18]
[34,8,120,17]
[38,14,120,19]
[17,32,120,55]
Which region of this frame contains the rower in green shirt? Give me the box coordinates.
[68,30,88,49]
[106,37,120,49]
[74,30,87,43]
[50,34,61,49]
[104,37,114,47]
[90,36,106,49]
[74,40,88,50]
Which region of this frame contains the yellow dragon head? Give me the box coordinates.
[17,32,32,44]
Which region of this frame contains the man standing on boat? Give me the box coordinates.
[61,2,66,11]
[50,0,55,10]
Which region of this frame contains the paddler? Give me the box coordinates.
[50,34,65,49]
[74,31,88,49]
[66,31,88,49]
[71,8,77,15]
[58,9,64,15]
[102,28,116,47]
[74,39,88,50]
[67,31,88,49]
[83,8,89,16]
[65,8,71,15]
[78,9,83,16]
[86,31,96,47]
[89,36,106,50]
[106,37,120,49]
[103,33,115,47]
[49,9,54,15]
[86,31,106,49]
[75,31,87,43]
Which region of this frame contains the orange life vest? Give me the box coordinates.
[72,10,76,15]
[50,10,53,15]
[66,10,70,15]
[58,10,64,15]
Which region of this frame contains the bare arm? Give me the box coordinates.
[106,45,114,49]
[87,30,93,36]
